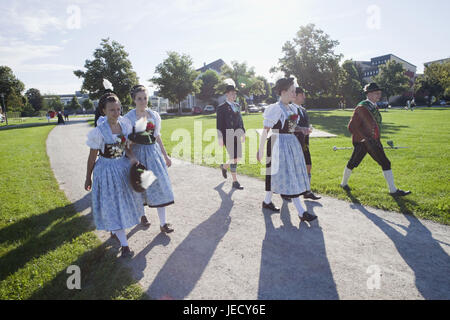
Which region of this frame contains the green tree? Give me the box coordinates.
[82,98,94,111]
[46,97,65,111]
[67,96,81,113]
[339,60,364,106]
[197,70,220,103]
[0,66,25,113]
[74,38,139,105]
[272,24,342,97]
[414,61,450,105]
[25,88,44,112]
[373,60,410,103]
[150,52,201,115]
[217,61,265,112]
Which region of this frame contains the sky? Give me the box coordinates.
[0,0,449,95]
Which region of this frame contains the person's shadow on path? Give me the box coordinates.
[346,190,450,299]
[142,182,235,299]
[258,199,339,299]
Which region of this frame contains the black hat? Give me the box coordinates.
[224,85,238,94]
[129,162,149,193]
[295,86,305,94]
[364,82,383,93]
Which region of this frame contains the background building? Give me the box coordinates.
[355,54,416,103]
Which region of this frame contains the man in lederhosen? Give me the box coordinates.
[340,82,411,196]
[216,84,246,190]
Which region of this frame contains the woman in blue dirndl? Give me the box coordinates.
[84,92,144,258]
[257,77,317,223]
[124,85,175,233]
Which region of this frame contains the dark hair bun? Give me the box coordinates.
[275,77,295,95]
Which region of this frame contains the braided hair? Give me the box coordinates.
[130,84,148,101]
[98,91,120,114]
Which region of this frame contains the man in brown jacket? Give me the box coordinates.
[340,83,411,196]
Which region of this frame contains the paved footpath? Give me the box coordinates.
[47,120,450,300]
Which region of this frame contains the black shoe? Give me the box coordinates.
[303,191,321,200]
[141,215,151,227]
[160,223,174,233]
[390,189,411,197]
[340,184,351,191]
[299,211,318,222]
[120,246,134,258]
[262,201,280,212]
[281,195,292,203]
[220,164,227,179]
[232,181,244,190]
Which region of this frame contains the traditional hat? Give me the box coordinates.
[129,162,156,193]
[364,82,383,93]
[223,78,238,94]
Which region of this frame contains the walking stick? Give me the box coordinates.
[333,140,409,151]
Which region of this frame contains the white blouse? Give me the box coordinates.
[86,117,133,152]
[125,108,162,137]
[263,102,298,129]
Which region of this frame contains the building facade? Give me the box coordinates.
[355,54,417,102]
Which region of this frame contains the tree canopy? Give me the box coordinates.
[150,51,201,114]
[74,38,139,105]
[373,60,410,102]
[273,24,342,97]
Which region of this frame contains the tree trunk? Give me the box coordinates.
[178,102,182,115]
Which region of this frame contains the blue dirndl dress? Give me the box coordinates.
[86,117,144,231]
[124,108,174,208]
[263,102,310,197]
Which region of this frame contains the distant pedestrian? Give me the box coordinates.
[64,112,69,121]
[57,111,65,125]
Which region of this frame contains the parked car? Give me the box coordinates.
[248,104,259,113]
[439,100,447,106]
[192,106,202,115]
[257,103,267,111]
[203,105,215,114]
[377,101,388,109]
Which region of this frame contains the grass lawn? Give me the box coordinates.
[159,107,450,224]
[0,124,146,299]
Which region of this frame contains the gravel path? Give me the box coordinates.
[47,120,450,300]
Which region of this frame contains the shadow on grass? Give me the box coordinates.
[0,196,93,283]
[28,235,147,300]
[258,198,338,299]
[143,181,234,299]
[308,111,409,137]
[345,190,450,299]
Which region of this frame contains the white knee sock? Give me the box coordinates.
[341,167,352,186]
[292,197,306,217]
[157,207,166,227]
[264,191,273,204]
[113,229,128,247]
[383,170,397,193]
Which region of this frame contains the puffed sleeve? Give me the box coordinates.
[86,127,104,150]
[96,116,107,126]
[153,111,162,137]
[263,104,281,128]
[119,116,133,136]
